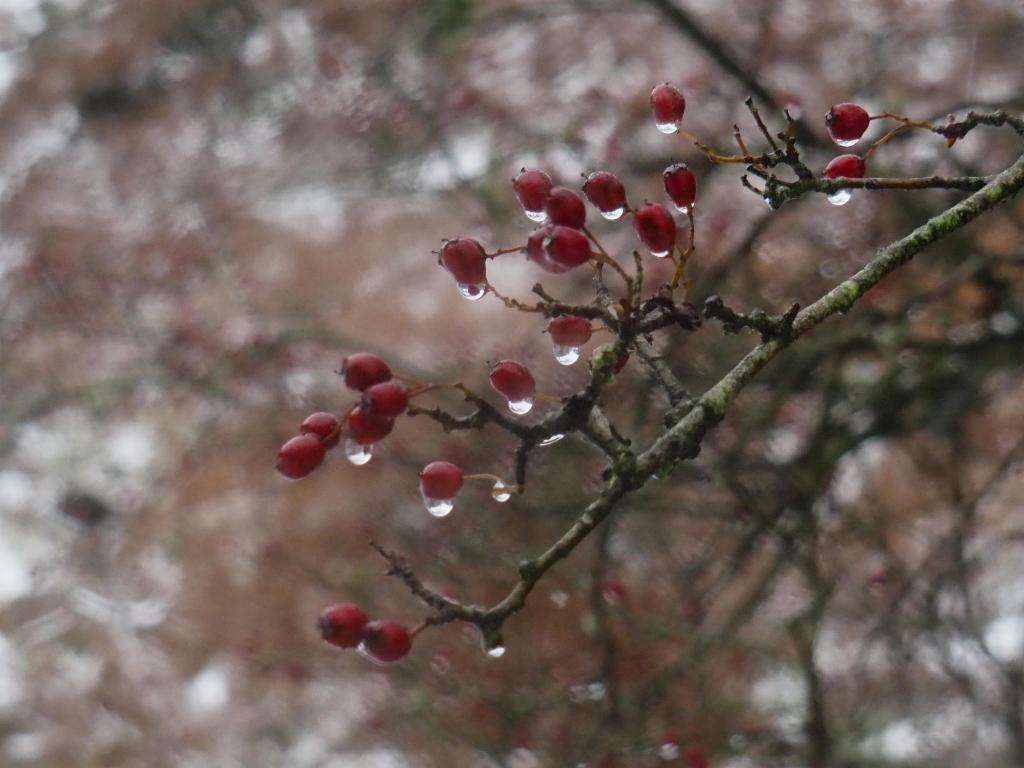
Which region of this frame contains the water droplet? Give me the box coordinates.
[600,206,625,221]
[569,684,589,703]
[423,494,454,517]
[827,189,852,206]
[673,203,690,215]
[553,344,580,365]
[834,136,859,147]
[508,397,533,415]
[649,248,670,258]
[491,480,512,502]
[524,209,548,223]
[345,439,373,465]
[658,741,681,761]
[550,589,569,608]
[486,643,506,658]
[655,121,679,134]
[538,433,564,447]
[457,282,486,301]
[587,682,606,700]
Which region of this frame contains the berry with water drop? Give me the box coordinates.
[318,603,368,648]
[489,360,536,403]
[633,202,677,256]
[582,171,627,218]
[276,434,327,479]
[439,238,488,290]
[419,461,464,500]
[346,407,395,445]
[826,102,870,145]
[650,83,686,132]
[513,168,553,221]
[663,163,697,211]
[823,153,866,179]
[548,316,593,347]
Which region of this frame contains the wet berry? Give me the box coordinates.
[346,407,395,444]
[419,461,464,500]
[544,225,591,270]
[633,202,677,256]
[547,316,593,347]
[276,434,326,479]
[826,102,870,145]
[489,360,536,402]
[544,187,587,229]
[823,154,866,179]
[341,353,392,392]
[663,163,697,211]
[513,168,553,219]
[362,381,409,418]
[363,619,413,662]
[650,83,686,132]
[318,603,368,648]
[526,226,571,274]
[300,412,341,449]
[582,171,627,217]
[439,238,487,287]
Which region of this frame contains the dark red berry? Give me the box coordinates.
[363,619,412,662]
[825,102,870,144]
[650,83,685,131]
[633,202,676,256]
[684,745,709,768]
[545,225,591,270]
[547,316,593,347]
[419,461,464,500]
[341,353,392,392]
[318,603,368,648]
[346,407,395,444]
[823,154,866,179]
[582,171,627,217]
[544,187,586,229]
[663,163,697,211]
[526,226,572,274]
[276,434,326,479]
[362,381,409,418]
[439,238,487,287]
[489,360,536,402]
[612,351,629,375]
[513,168,553,218]
[300,412,341,449]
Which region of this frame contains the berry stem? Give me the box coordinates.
[487,246,524,258]
[670,207,697,293]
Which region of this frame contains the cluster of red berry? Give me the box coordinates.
[318,603,412,663]
[282,84,888,665]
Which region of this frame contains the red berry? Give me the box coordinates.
[582,171,627,218]
[513,168,553,219]
[547,315,593,347]
[276,434,326,479]
[439,238,487,288]
[684,745,709,768]
[823,154,866,179]
[825,102,870,145]
[544,225,591,270]
[544,187,586,229]
[612,351,629,375]
[341,353,392,392]
[318,603,368,648]
[526,226,571,274]
[600,577,626,604]
[300,412,341,449]
[346,407,395,444]
[663,163,697,211]
[362,381,409,418]
[489,360,536,403]
[633,202,676,256]
[650,83,685,132]
[362,619,412,662]
[419,461,464,500]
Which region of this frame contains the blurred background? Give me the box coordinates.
[2,0,1024,766]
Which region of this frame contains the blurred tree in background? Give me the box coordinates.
[1,1,1024,766]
